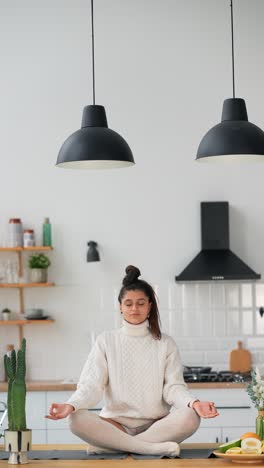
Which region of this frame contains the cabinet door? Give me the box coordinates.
[46,391,74,430]
[222,427,255,444]
[47,430,82,444]
[32,430,47,444]
[184,428,222,443]
[0,391,46,431]
[27,392,46,430]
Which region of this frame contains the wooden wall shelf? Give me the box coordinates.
[0,245,54,345]
[0,319,54,325]
[0,246,53,252]
[0,283,55,288]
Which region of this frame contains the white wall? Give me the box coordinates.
[0,0,264,380]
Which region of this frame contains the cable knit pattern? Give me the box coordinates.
[67,320,197,426]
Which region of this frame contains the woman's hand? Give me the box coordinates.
[192,400,219,418]
[45,403,75,420]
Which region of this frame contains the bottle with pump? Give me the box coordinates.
[42,218,52,247]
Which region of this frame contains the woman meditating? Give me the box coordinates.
[46,265,219,457]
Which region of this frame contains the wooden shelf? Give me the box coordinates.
[0,282,55,288]
[0,319,54,325]
[0,246,54,346]
[0,246,53,252]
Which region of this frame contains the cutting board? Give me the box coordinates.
[229,340,251,372]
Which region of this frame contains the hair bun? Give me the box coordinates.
[123,265,141,286]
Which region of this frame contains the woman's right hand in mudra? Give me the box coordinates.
[45,403,74,420]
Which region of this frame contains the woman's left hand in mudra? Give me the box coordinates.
[192,400,219,418]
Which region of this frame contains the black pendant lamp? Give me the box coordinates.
[56,0,135,169]
[196,0,264,162]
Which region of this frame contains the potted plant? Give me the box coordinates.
[28,253,51,283]
[4,338,31,464]
[2,308,11,321]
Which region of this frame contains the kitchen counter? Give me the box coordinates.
[0,381,246,391]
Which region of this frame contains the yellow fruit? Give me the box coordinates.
[241,432,261,441]
[241,438,262,453]
[226,447,242,454]
[241,449,262,455]
[262,444,264,454]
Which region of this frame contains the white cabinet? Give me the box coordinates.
[185,428,222,443]
[46,391,81,444]
[0,391,47,443]
[0,388,256,445]
[185,389,256,444]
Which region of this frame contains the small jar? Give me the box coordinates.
[23,229,35,247]
[8,218,23,247]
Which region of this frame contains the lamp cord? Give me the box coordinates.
[91,0,95,105]
[230,0,235,98]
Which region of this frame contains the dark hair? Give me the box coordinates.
[118,265,162,340]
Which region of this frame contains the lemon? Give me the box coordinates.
[226,447,242,454]
[241,438,262,453]
[218,439,241,453]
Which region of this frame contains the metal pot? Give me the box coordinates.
[183,365,212,374]
[30,268,47,283]
[4,429,32,464]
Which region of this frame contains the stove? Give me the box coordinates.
[183,367,251,383]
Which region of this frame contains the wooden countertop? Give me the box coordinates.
[0,381,246,392]
[0,444,232,467]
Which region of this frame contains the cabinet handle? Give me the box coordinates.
[226,437,229,443]
[216,437,219,443]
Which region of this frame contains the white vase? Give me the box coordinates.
[2,312,10,321]
[4,429,32,464]
[30,268,47,283]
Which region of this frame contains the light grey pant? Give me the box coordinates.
[69,407,200,454]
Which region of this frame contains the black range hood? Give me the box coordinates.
[175,202,260,282]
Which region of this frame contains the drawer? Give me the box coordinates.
[47,430,82,444]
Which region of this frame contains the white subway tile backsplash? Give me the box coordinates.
[247,337,264,349]
[91,281,264,373]
[182,284,197,309]
[256,311,264,335]
[182,309,202,336]
[256,283,264,308]
[180,351,205,366]
[168,283,182,309]
[242,310,253,335]
[159,309,171,335]
[174,338,192,351]
[154,283,170,309]
[204,350,229,364]
[213,309,226,336]
[190,339,218,351]
[169,310,183,337]
[242,283,253,307]
[211,283,225,308]
[225,284,240,308]
[218,338,240,351]
[196,308,213,336]
[226,310,240,336]
[197,284,211,309]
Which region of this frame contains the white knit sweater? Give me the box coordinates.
[67,320,197,426]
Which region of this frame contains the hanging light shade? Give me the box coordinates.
[56,1,135,170]
[196,0,264,162]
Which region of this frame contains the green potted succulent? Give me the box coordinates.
[2,308,11,321]
[4,338,31,464]
[28,253,51,283]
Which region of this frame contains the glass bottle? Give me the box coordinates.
[42,218,52,246]
[256,410,264,440]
